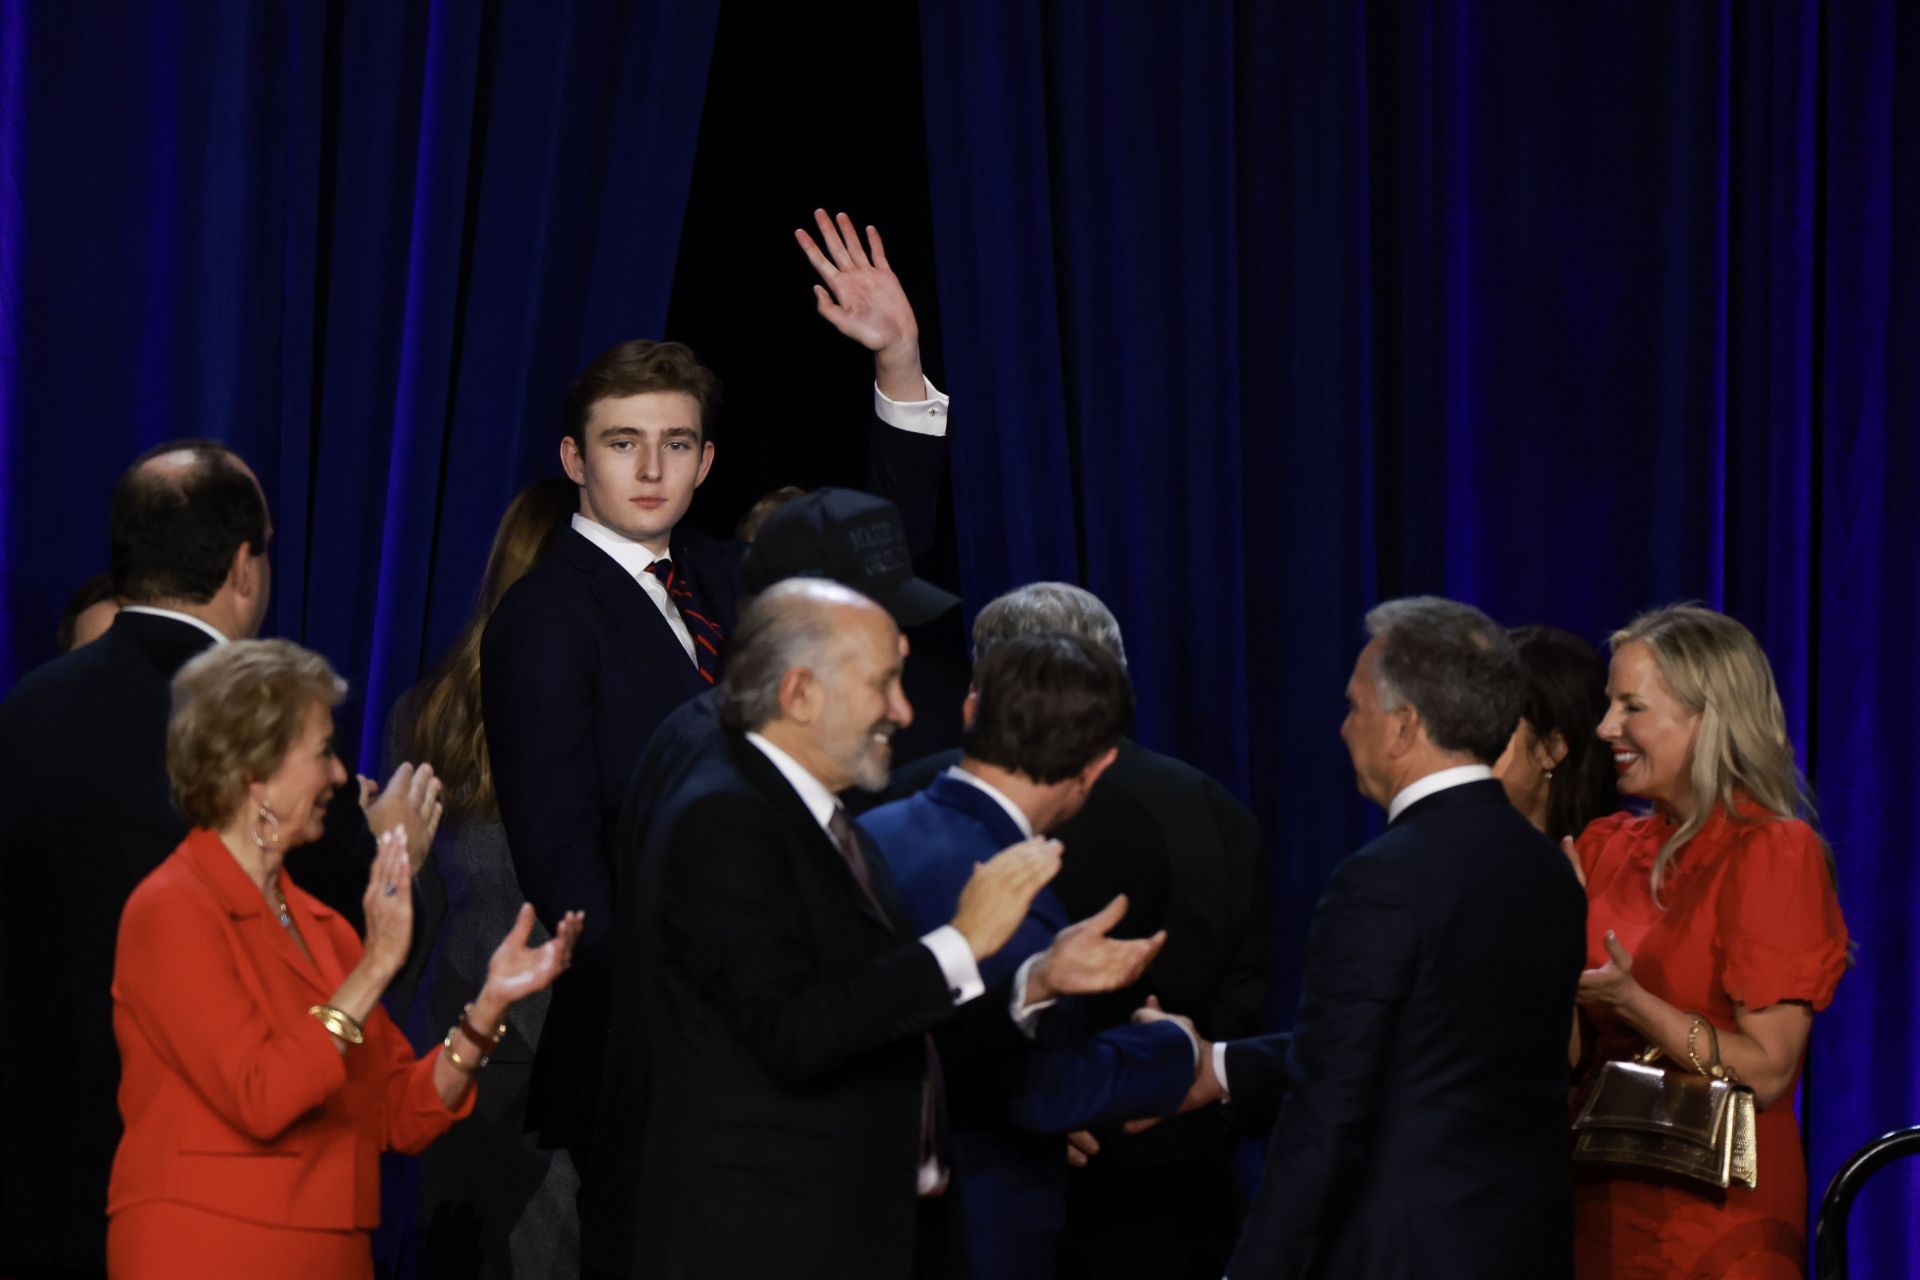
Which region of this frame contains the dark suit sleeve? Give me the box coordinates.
[661,792,962,1085]
[865,410,949,560]
[1221,1032,1294,1113]
[482,596,613,941]
[1227,854,1417,1279]
[1007,1011,1196,1133]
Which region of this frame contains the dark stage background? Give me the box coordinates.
[2,1,1915,1271]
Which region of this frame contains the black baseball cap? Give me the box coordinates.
[738,487,960,627]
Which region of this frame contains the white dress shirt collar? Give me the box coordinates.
[745,731,841,837]
[571,511,670,574]
[570,512,697,666]
[117,605,228,646]
[944,766,1036,839]
[1386,764,1494,824]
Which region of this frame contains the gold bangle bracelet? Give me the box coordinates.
[442,1026,485,1072]
[309,1004,365,1045]
[460,1001,508,1052]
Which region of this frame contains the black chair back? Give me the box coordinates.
[1814,1125,1920,1279]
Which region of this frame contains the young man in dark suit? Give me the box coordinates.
[1162,597,1586,1280]
[481,340,732,1159]
[0,442,440,1278]
[485,213,958,1163]
[604,580,1168,1279]
[859,632,1204,1280]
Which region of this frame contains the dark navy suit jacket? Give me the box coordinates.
[1225,778,1585,1280]
[860,771,1196,1280]
[481,522,737,1147]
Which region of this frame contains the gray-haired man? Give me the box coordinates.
[1171,597,1586,1280]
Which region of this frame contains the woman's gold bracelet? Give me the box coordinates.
[443,1025,489,1073]
[309,1004,365,1045]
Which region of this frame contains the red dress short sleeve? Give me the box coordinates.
[1715,817,1848,1013]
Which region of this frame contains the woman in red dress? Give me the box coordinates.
[1570,605,1847,1279]
[106,640,583,1278]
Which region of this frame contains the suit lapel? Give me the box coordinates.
[181,829,336,998]
[728,735,902,937]
[283,880,350,989]
[554,529,706,698]
[669,527,739,638]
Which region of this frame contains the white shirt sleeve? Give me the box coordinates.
[873,377,950,437]
[920,924,984,1005]
[1006,953,1059,1038]
[1212,1041,1232,1099]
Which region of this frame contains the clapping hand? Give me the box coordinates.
[793,209,925,401]
[949,837,1064,959]
[1026,895,1166,1004]
[1065,1129,1100,1168]
[361,827,416,977]
[359,762,444,871]
[481,904,584,1009]
[1576,929,1639,1009]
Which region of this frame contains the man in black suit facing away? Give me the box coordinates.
[1152,597,1585,1280]
[0,441,441,1278]
[610,579,1167,1279]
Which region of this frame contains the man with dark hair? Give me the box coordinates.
[1174,596,1586,1280]
[484,217,957,1163]
[601,580,1162,1279]
[0,441,441,1278]
[858,633,1203,1279]
[871,581,1268,1280]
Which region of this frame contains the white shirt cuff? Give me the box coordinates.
[921,925,984,1005]
[1212,1041,1232,1099]
[873,377,949,437]
[1008,953,1059,1038]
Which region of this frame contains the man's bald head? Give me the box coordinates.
[110,440,271,607]
[720,578,892,732]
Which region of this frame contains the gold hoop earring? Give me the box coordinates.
[251,803,281,850]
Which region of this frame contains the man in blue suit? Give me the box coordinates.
[860,632,1203,1280]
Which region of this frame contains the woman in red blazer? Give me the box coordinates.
[106,640,583,1279]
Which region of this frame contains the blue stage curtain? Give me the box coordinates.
[920,0,1918,1269]
[0,0,719,768]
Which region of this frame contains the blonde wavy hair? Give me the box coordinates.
[168,639,347,829]
[1611,603,1832,903]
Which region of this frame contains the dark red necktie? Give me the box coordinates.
[826,806,949,1196]
[646,558,724,685]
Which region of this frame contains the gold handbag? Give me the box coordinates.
[1571,1016,1758,1190]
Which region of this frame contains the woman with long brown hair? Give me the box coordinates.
[1492,625,1620,842]
[383,477,577,1277]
